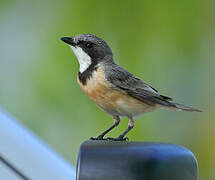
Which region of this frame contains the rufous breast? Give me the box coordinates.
[77,67,155,117]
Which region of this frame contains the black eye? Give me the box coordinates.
[86,42,93,48]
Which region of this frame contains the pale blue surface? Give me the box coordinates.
[0,109,75,180]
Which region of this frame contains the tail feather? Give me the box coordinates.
[160,94,173,101]
[172,103,202,112]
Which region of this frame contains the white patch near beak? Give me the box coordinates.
[70,46,92,73]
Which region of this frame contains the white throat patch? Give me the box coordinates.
[70,46,92,73]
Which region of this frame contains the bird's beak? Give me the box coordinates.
[61,37,76,46]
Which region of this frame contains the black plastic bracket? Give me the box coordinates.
[76,141,198,180]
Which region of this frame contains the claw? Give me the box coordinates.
[123,137,129,141]
[107,136,129,141]
[90,136,107,141]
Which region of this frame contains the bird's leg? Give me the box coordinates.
[90,116,120,140]
[107,118,134,141]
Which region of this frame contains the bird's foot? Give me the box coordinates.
[90,135,107,141]
[107,136,129,141]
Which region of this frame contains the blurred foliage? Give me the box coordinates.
[0,0,215,179]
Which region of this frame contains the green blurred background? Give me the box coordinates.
[0,0,214,179]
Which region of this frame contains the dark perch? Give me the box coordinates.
[76,141,198,180]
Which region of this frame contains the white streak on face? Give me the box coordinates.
[70,46,92,73]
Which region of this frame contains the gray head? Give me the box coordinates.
[61,34,113,73]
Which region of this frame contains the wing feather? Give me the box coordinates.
[105,64,174,107]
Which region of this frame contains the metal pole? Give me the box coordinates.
[0,109,76,180]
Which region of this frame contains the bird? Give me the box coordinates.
[61,34,201,141]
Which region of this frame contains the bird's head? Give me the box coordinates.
[61,34,113,73]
